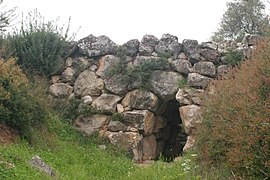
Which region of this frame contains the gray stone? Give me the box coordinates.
[82,95,93,105]
[74,70,104,97]
[74,115,110,136]
[104,74,129,95]
[150,70,184,101]
[92,94,122,113]
[71,57,91,73]
[242,34,261,46]
[30,155,55,176]
[61,67,75,83]
[116,104,124,113]
[122,39,140,57]
[139,34,159,56]
[66,57,73,67]
[122,89,160,113]
[143,135,157,160]
[49,83,73,98]
[193,61,216,77]
[176,88,205,106]
[96,55,120,78]
[183,134,195,152]
[178,52,188,60]
[50,75,61,84]
[171,59,192,75]
[106,131,143,150]
[200,42,218,50]
[155,34,181,59]
[217,65,231,76]
[187,73,212,89]
[123,110,155,135]
[179,105,202,135]
[108,121,127,132]
[182,39,201,64]
[200,49,220,64]
[78,34,117,57]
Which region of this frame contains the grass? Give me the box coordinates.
[0,114,231,180]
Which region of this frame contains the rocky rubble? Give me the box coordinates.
[49,33,256,163]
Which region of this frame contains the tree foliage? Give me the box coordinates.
[212,0,269,42]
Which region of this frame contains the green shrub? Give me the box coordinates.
[196,40,270,179]
[108,57,169,90]
[224,49,244,66]
[8,10,71,76]
[111,113,124,122]
[0,58,46,139]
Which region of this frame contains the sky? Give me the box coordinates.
[3,0,231,45]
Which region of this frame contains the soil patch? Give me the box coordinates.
[0,124,19,144]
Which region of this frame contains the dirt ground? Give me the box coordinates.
[0,124,19,144]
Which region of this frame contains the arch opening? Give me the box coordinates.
[160,99,187,162]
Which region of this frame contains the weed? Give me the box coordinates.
[8,10,72,77]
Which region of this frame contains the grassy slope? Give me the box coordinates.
[0,113,213,180]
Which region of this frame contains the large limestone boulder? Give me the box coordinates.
[155,34,181,59]
[179,105,202,135]
[78,34,117,57]
[74,115,110,136]
[122,110,155,135]
[187,73,212,89]
[200,49,220,64]
[193,61,216,77]
[121,89,160,113]
[96,55,120,78]
[200,42,218,50]
[106,131,142,150]
[61,67,76,83]
[49,83,73,98]
[176,88,205,106]
[122,39,140,57]
[139,34,159,56]
[182,39,201,64]
[108,121,127,132]
[74,70,104,97]
[142,135,157,160]
[150,70,184,101]
[104,74,129,95]
[171,59,192,75]
[92,94,122,113]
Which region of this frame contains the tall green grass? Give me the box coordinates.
[0,113,231,179]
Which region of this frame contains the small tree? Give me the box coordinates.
[211,0,269,42]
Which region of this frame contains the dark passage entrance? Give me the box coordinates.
[161,99,187,162]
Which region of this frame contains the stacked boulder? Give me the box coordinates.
[49,33,256,162]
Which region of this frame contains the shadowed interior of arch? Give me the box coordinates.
[160,99,187,162]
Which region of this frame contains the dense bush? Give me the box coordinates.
[8,10,70,76]
[196,40,270,179]
[224,49,244,66]
[0,58,46,139]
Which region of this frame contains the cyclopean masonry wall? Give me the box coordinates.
[49,33,258,163]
